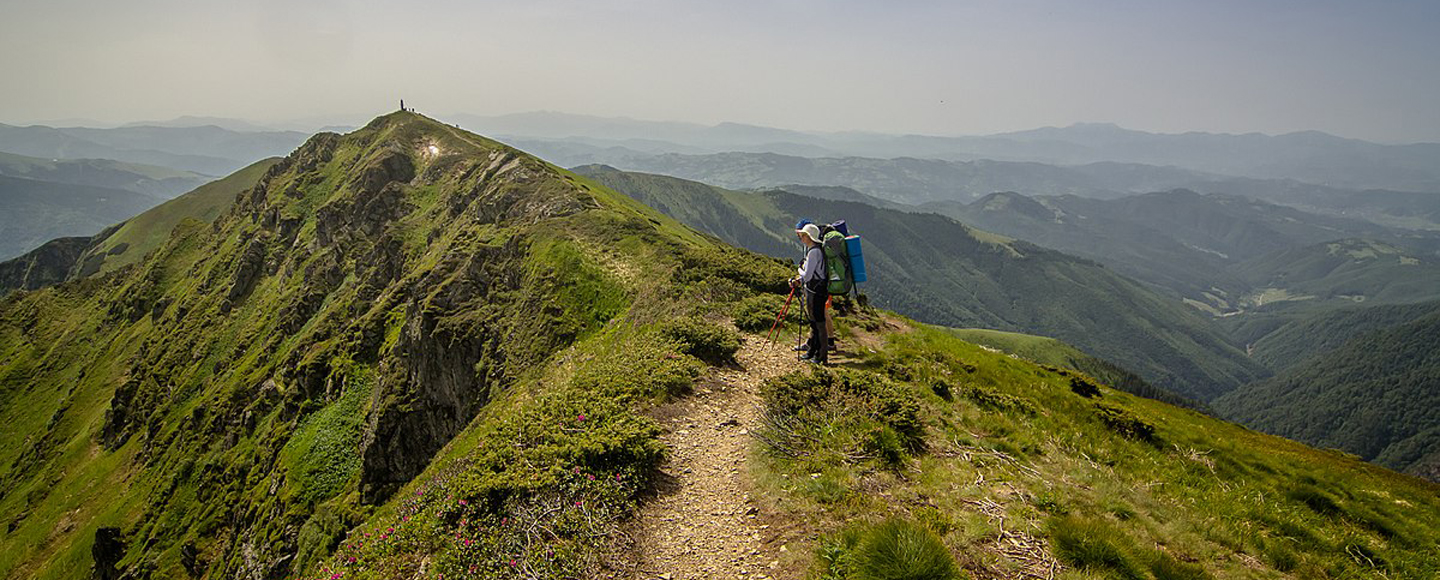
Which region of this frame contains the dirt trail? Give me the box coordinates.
[629,336,804,579]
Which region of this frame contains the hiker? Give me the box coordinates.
[794,219,838,353]
[790,222,828,364]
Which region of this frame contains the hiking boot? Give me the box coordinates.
[828,338,838,352]
[792,344,809,352]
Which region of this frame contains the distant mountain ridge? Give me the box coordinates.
[935,189,1440,315]
[505,145,1440,238]
[452,111,1440,192]
[0,151,207,198]
[0,122,306,175]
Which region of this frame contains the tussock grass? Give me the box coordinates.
[815,518,965,580]
[1047,515,1148,580]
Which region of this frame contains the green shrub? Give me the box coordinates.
[853,518,963,580]
[763,368,924,451]
[657,316,740,364]
[958,383,1036,415]
[865,425,906,470]
[675,245,790,292]
[1047,515,1148,580]
[732,293,792,333]
[814,527,865,580]
[1070,375,1102,398]
[571,335,703,400]
[1094,404,1157,443]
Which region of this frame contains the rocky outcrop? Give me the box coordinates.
[222,237,268,312]
[448,150,594,224]
[358,240,523,502]
[92,527,125,580]
[0,236,93,294]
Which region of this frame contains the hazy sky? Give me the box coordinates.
[4,0,1439,142]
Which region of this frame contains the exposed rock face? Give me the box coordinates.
[0,235,93,294]
[359,240,523,502]
[92,527,125,580]
[222,237,268,311]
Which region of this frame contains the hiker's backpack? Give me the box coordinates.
[821,227,852,296]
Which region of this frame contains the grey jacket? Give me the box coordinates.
[797,244,825,292]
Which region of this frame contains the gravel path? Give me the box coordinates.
[629,336,803,580]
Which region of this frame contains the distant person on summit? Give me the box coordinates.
[791,221,828,365]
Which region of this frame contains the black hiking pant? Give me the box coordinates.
[804,288,827,363]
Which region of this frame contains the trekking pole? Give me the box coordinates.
[794,289,809,354]
[766,286,797,344]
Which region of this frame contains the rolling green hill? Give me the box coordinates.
[577,166,1266,402]
[0,159,280,294]
[3,113,1438,580]
[1244,300,1440,371]
[1214,307,1440,479]
[1234,238,1440,306]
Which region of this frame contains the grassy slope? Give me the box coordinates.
[942,328,1206,412]
[751,311,1440,579]
[578,166,1267,402]
[77,157,282,275]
